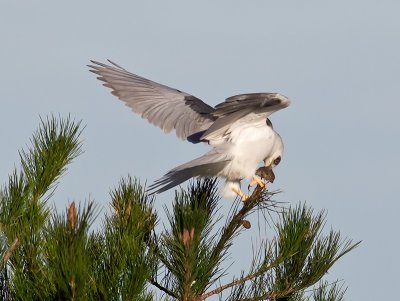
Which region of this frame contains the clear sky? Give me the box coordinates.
[1,1,399,299]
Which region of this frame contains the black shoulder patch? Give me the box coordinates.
[187,130,207,144]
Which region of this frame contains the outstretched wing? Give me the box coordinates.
[89,60,216,140]
[201,93,290,141]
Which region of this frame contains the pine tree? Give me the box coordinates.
[0,116,360,300]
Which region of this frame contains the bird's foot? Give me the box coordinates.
[248,175,267,189]
[232,187,249,202]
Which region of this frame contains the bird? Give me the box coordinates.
[89,60,290,200]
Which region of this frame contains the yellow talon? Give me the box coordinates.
[232,187,249,202]
[248,175,267,189]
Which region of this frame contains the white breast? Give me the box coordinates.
[214,121,279,180]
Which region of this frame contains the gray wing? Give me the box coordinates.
[201,93,290,140]
[89,60,216,140]
[148,148,231,194]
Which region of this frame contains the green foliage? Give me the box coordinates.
[19,116,83,203]
[158,179,221,300]
[312,281,346,301]
[0,115,83,300]
[0,116,360,301]
[88,177,156,301]
[272,206,359,296]
[223,205,359,300]
[44,201,96,300]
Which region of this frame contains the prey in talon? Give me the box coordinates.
[247,161,277,196]
[253,165,276,187]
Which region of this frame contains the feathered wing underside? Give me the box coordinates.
[89,61,291,143]
[89,60,216,140]
[148,150,231,194]
[213,93,289,117]
[201,93,290,141]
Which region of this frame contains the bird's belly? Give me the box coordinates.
[219,125,276,180]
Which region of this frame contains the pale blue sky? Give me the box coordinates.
[1,1,399,299]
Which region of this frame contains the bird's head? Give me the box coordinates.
[257,155,282,184]
[264,133,284,169]
[265,155,282,169]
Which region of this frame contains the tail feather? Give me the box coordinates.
[148,150,230,194]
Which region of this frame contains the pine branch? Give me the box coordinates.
[191,186,281,300]
[19,115,83,203]
[0,115,84,300]
[0,237,20,271]
[312,280,347,301]
[45,201,97,300]
[198,260,280,300]
[148,278,178,299]
[227,205,360,301]
[209,185,272,275]
[156,179,222,299]
[89,176,157,300]
[235,289,296,301]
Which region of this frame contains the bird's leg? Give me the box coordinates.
[248,175,267,189]
[232,187,249,202]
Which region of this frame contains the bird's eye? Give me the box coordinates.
[273,156,281,166]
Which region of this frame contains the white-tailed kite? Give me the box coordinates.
[89,60,290,200]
